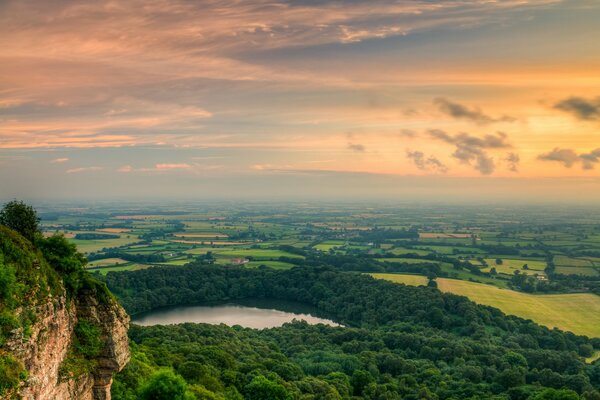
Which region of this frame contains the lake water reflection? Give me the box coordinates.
[132,299,340,329]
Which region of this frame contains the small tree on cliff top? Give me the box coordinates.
[0,200,40,242]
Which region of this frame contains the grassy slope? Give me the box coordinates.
[372,273,600,338]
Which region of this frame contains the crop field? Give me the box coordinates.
[245,261,295,269]
[482,258,546,276]
[554,266,599,276]
[87,258,128,268]
[372,273,429,286]
[70,234,140,253]
[373,273,600,338]
[388,247,430,256]
[214,249,304,260]
[88,263,150,275]
[313,241,345,251]
[377,258,437,264]
[419,233,472,239]
[554,255,596,267]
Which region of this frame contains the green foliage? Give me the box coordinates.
[74,320,103,359]
[0,256,16,304]
[244,375,291,400]
[0,200,40,243]
[139,370,188,400]
[531,388,580,399]
[37,234,86,275]
[0,355,24,396]
[109,266,600,399]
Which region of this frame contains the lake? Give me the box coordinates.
[131,299,341,329]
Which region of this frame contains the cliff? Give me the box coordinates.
[0,226,129,399]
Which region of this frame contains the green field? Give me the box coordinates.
[87,258,128,268]
[554,255,595,267]
[377,258,437,264]
[215,249,304,260]
[245,261,295,270]
[70,234,140,253]
[313,241,345,251]
[388,247,430,256]
[555,266,599,276]
[482,258,546,276]
[372,273,600,338]
[88,263,150,275]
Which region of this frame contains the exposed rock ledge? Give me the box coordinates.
[5,290,129,400]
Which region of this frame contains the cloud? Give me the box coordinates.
[66,166,103,174]
[428,129,511,175]
[505,152,520,172]
[406,150,448,173]
[399,129,417,138]
[538,148,600,170]
[118,163,193,172]
[347,143,366,152]
[537,148,579,168]
[155,163,192,170]
[580,149,600,170]
[51,158,69,163]
[117,165,134,173]
[554,96,600,120]
[434,98,515,125]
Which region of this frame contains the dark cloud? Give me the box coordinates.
[406,150,448,173]
[399,129,417,138]
[505,152,520,172]
[580,149,600,170]
[538,148,600,169]
[434,98,515,125]
[347,143,365,152]
[554,96,600,120]
[427,129,511,175]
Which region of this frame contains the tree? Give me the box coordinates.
[139,370,188,400]
[0,200,40,242]
[495,258,503,265]
[530,388,579,400]
[244,375,291,400]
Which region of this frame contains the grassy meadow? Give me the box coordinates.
[372,273,600,338]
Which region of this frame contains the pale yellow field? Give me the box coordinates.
[372,273,600,338]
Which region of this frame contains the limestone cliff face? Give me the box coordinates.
[5,289,129,400]
[0,226,129,400]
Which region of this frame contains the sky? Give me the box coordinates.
[1,0,600,203]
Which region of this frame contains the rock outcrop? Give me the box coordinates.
[0,226,129,400]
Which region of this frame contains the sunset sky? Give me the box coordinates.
[1,0,599,202]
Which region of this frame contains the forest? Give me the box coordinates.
[103,265,600,399]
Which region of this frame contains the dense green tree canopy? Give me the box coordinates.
[104,265,600,399]
[0,200,39,242]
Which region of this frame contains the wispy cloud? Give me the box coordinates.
[347,143,366,152]
[66,166,103,174]
[155,163,192,170]
[434,98,515,125]
[118,163,193,173]
[505,152,520,172]
[554,96,600,120]
[51,158,69,163]
[406,150,448,173]
[428,129,511,175]
[538,148,600,170]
